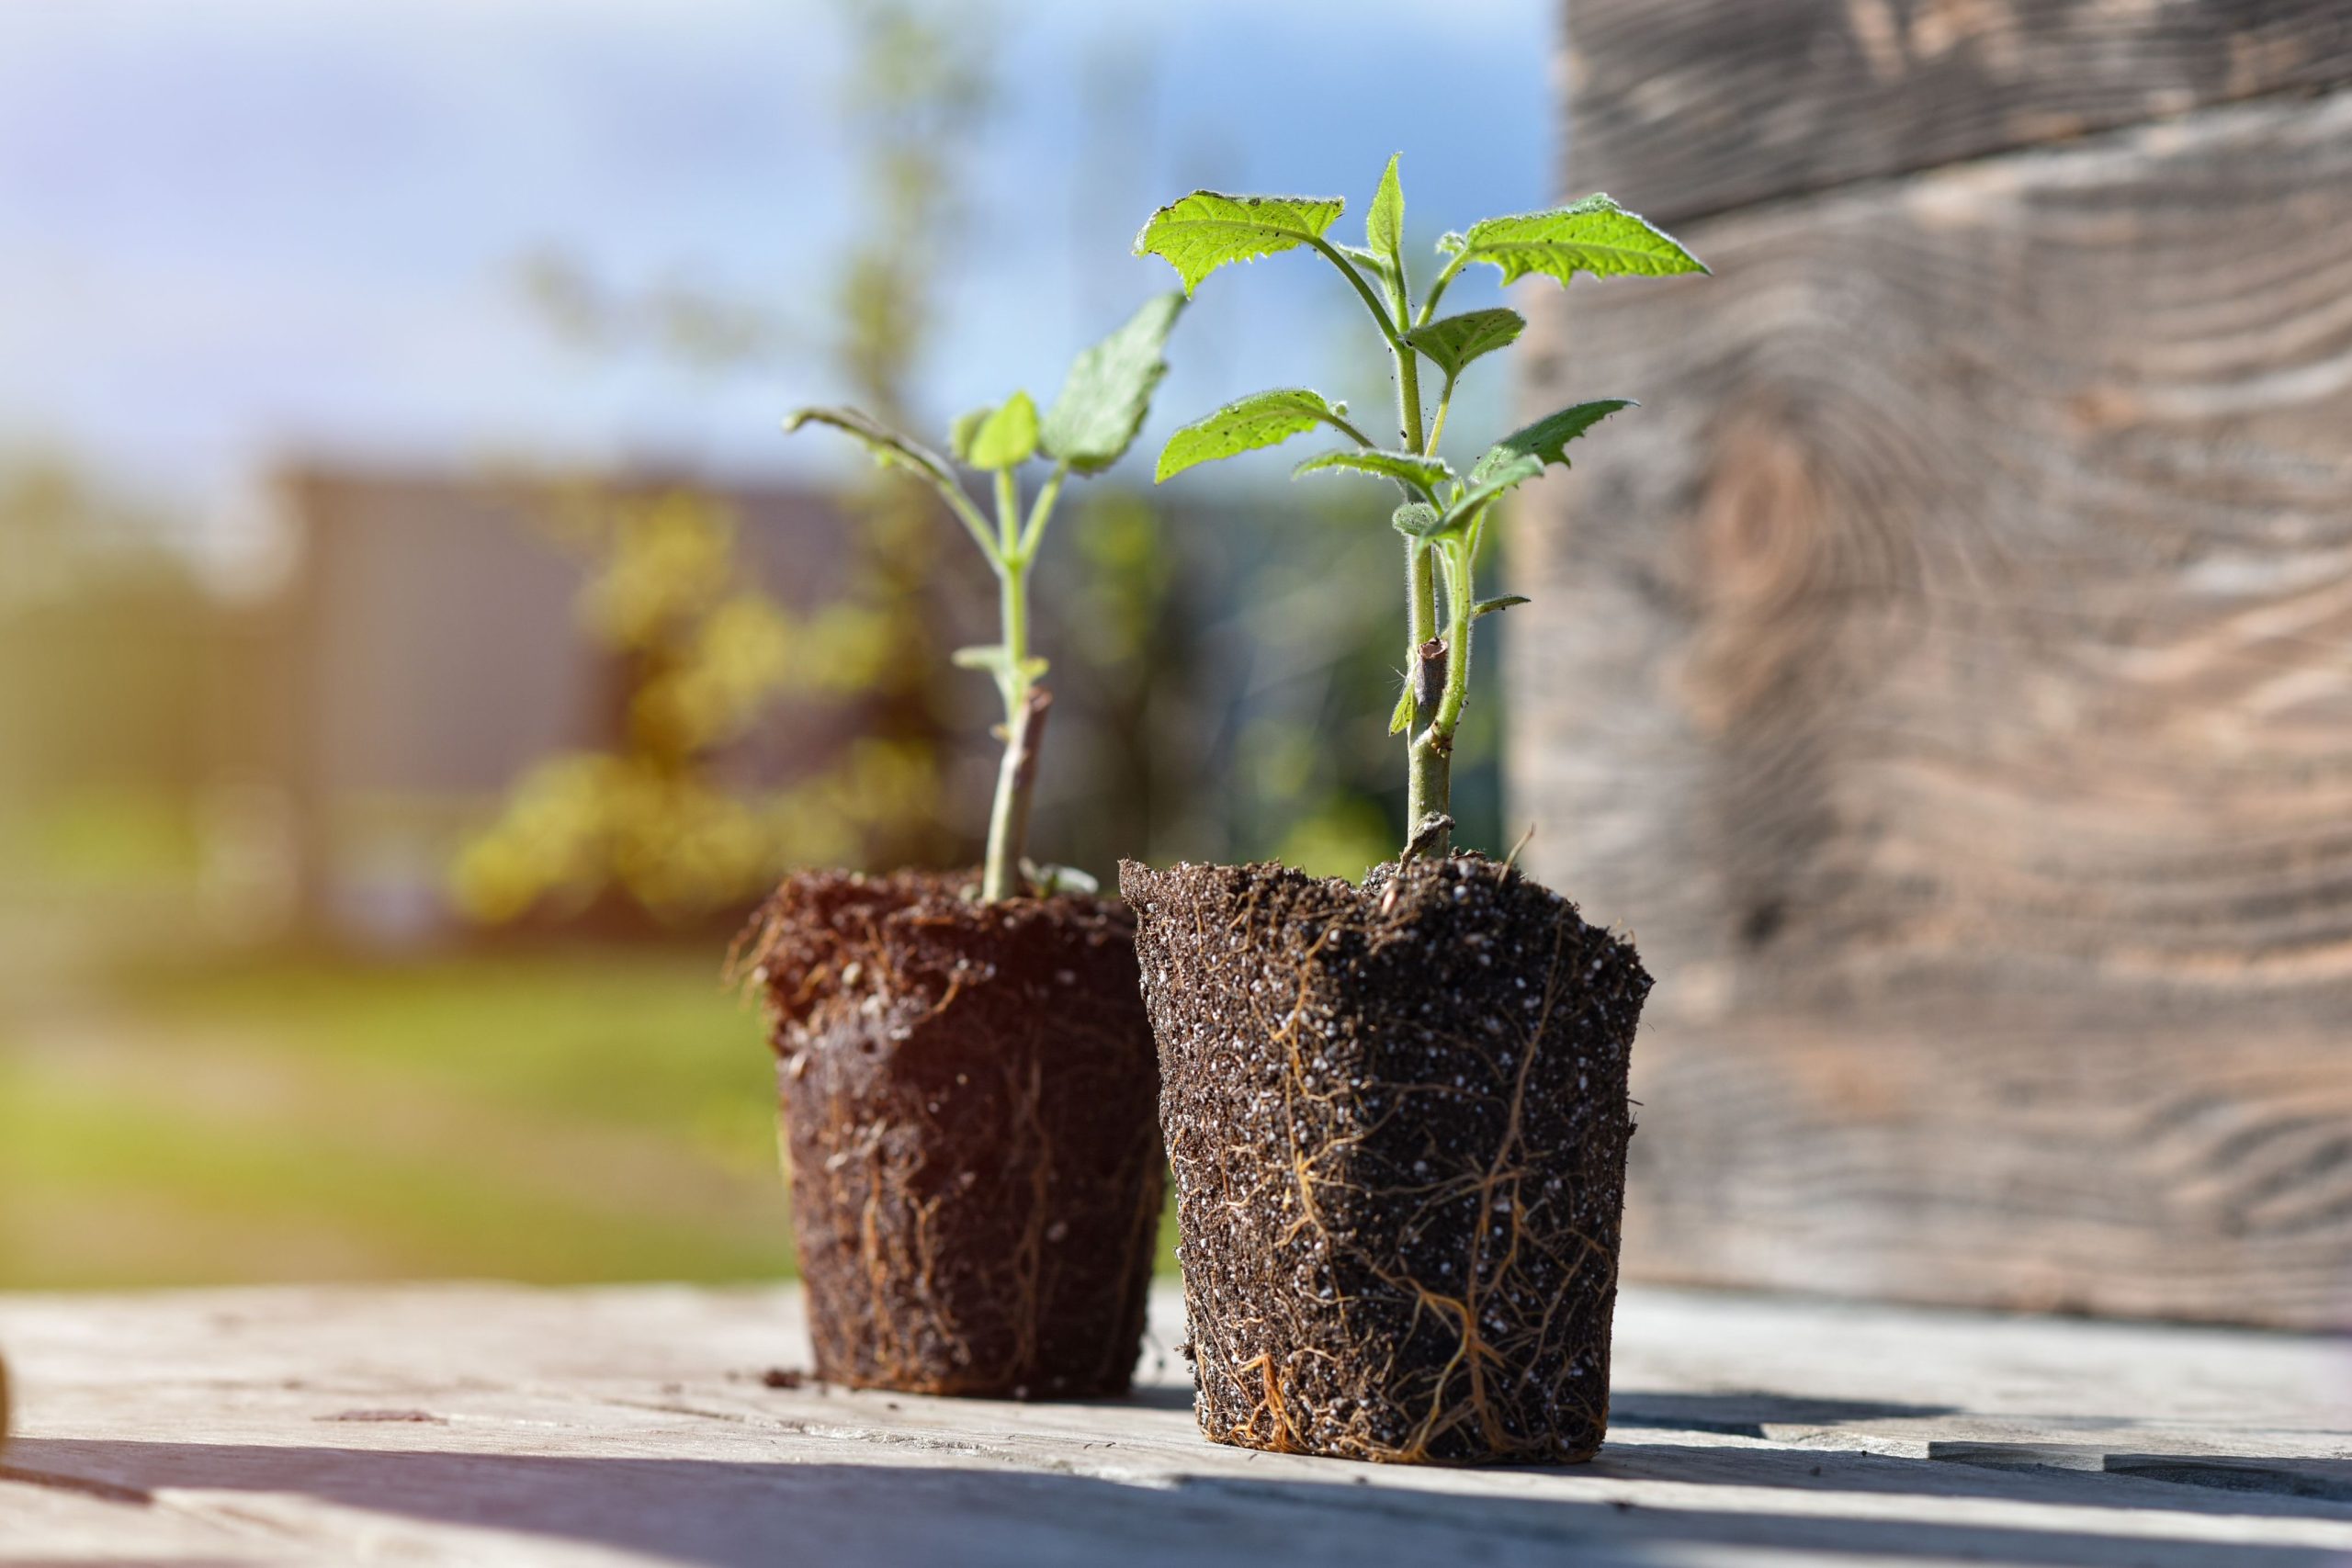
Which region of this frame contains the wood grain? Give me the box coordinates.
[1563,0,2352,222]
[5,1282,2351,1565]
[1507,92,2352,1328]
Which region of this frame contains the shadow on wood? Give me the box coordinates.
[9,1438,2352,1568]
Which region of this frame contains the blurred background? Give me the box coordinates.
[0,0,1546,1288]
[6,0,2349,1331]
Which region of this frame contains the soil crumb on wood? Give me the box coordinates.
[1122,852,1648,1463]
[736,869,1164,1398]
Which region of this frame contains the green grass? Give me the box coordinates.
[0,948,794,1289]
[3,946,1182,1290]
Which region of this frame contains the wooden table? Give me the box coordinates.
[2,1282,2346,1565]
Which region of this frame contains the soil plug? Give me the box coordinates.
[1127,159,1704,1462]
[734,295,1185,1398]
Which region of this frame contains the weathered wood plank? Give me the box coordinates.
[1564,0,2352,222]
[3,1283,2350,1566]
[1508,91,2352,1328]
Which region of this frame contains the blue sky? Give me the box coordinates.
[0,0,1557,550]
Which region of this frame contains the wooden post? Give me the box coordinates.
[1512,2,2352,1329]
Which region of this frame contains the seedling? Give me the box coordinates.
[785,294,1184,900]
[1138,159,1704,858]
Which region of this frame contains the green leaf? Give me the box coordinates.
[1367,153,1404,276]
[1039,294,1184,473]
[1435,231,1465,255]
[961,390,1038,471]
[1403,308,1525,380]
[1475,594,1530,617]
[949,407,989,464]
[1446,399,1635,525]
[1471,398,1635,484]
[1156,388,1351,483]
[1295,447,1454,497]
[1390,502,1443,539]
[1387,682,1415,735]
[1454,195,1706,288]
[1134,191,1346,295]
[785,406,961,493]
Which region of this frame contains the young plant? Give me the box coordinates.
[784,293,1184,901]
[1138,160,1704,858]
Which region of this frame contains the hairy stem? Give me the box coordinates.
[1410,536,1480,859]
[982,685,1051,902]
[980,472,1039,902]
[1403,536,1442,840]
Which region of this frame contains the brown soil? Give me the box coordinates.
[735,869,1163,1398]
[1121,852,1649,1464]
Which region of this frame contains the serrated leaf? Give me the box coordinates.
[1388,682,1415,735]
[785,406,960,493]
[963,390,1038,470]
[1295,447,1454,497]
[1454,195,1706,288]
[1156,388,1351,483]
[1445,399,1636,525]
[1403,308,1525,380]
[1471,398,1635,484]
[1475,594,1530,617]
[1039,293,1183,473]
[1390,502,1443,539]
[1367,152,1404,275]
[1335,243,1396,281]
[1134,190,1346,295]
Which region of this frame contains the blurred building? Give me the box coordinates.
[232,468,858,946]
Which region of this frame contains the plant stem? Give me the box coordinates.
[981,684,1050,902]
[979,469,1042,902]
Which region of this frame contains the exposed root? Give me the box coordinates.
[1124,852,1649,1464]
[741,868,1163,1399]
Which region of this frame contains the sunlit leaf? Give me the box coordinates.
[1453,195,1706,288]
[962,390,1039,470]
[1403,308,1525,381]
[1156,388,1351,482]
[1295,447,1454,497]
[1134,191,1346,294]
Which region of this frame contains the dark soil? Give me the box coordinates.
[735,869,1164,1398]
[1120,852,1649,1464]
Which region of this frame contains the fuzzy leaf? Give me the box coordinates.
[1387,682,1415,735]
[1404,308,1525,380]
[1471,398,1635,484]
[1390,501,1443,539]
[1475,594,1531,617]
[1435,230,1465,255]
[1367,153,1404,276]
[1454,195,1706,288]
[1040,294,1184,473]
[1156,388,1351,483]
[962,390,1038,471]
[1448,399,1634,524]
[1295,447,1453,497]
[1134,191,1345,294]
